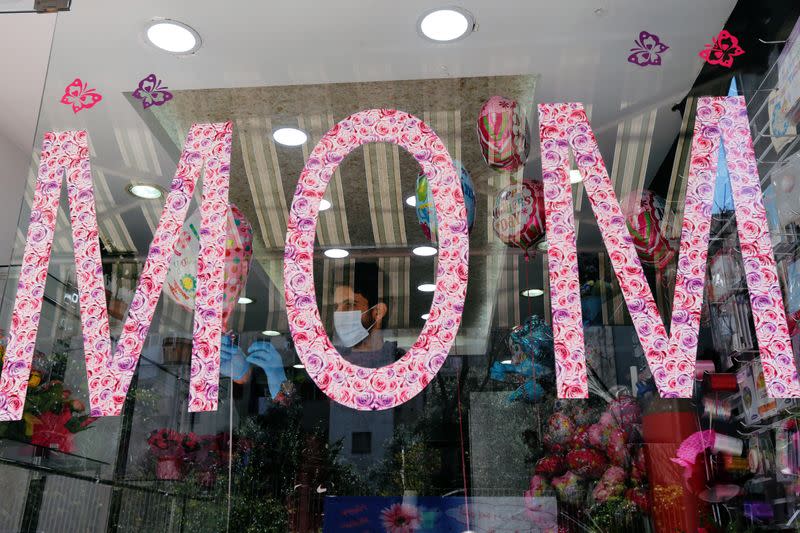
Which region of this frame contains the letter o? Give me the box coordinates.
[284,109,469,410]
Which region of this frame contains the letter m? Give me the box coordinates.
[538,97,800,399]
[0,124,232,420]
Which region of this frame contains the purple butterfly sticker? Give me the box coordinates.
[628,31,669,67]
[132,74,173,109]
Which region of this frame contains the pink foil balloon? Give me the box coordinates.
[166,203,253,330]
[492,180,546,255]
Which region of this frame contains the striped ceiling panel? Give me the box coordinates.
[239,116,290,249]
[298,114,351,247]
[363,142,407,246]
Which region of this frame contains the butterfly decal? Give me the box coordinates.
[60,78,102,113]
[699,30,745,68]
[132,74,173,109]
[628,31,669,67]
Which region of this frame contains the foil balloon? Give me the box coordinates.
[477,95,531,172]
[490,315,554,403]
[492,180,546,256]
[166,203,253,330]
[416,159,476,242]
[507,314,554,367]
[621,190,675,269]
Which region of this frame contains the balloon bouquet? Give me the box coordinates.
[165,204,286,397]
[476,95,546,259]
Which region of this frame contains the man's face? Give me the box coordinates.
[333,285,372,329]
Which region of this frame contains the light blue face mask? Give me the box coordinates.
[333,305,376,348]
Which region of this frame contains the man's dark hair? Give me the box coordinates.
[352,262,380,308]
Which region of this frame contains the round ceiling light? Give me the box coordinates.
[145,19,201,54]
[421,313,431,320]
[262,330,280,336]
[273,127,308,146]
[127,183,164,200]
[238,296,254,305]
[417,283,436,293]
[405,195,416,207]
[569,169,583,184]
[418,7,474,42]
[412,246,437,256]
[324,248,349,259]
[319,199,332,211]
[521,288,544,298]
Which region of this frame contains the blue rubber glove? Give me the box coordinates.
[220,335,250,381]
[246,341,287,399]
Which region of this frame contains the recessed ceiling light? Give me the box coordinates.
[273,127,307,146]
[569,169,583,184]
[238,296,254,305]
[418,283,436,293]
[262,330,280,336]
[421,313,431,320]
[500,359,512,365]
[293,363,305,369]
[145,19,201,54]
[319,199,332,211]
[521,288,544,298]
[126,183,163,200]
[537,240,549,251]
[406,195,417,207]
[324,248,349,259]
[418,7,474,42]
[412,246,437,256]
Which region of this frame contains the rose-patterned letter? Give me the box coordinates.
[0,123,232,421]
[539,97,800,399]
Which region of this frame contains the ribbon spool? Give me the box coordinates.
[694,360,715,380]
[713,433,744,456]
[702,396,732,421]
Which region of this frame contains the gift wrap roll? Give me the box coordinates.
[643,399,709,533]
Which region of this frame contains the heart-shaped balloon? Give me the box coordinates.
[165,203,253,331]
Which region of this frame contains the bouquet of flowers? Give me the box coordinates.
[0,352,97,454]
[147,428,184,458]
[147,428,190,480]
[524,394,652,532]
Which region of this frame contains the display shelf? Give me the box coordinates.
[0,439,109,475]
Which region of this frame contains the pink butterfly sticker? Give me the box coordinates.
[132,74,173,109]
[60,78,102,113]
[699,30,745,68]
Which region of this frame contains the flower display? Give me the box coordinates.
[0,351,96,453]
[524,394,651,530]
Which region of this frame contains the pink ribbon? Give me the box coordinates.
[671,430,716,479]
